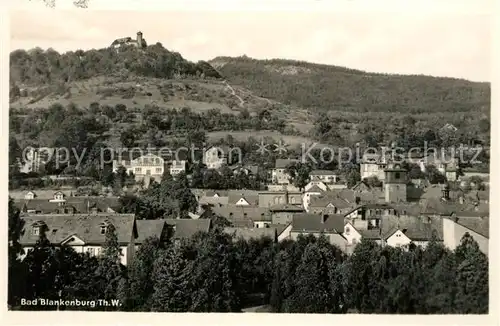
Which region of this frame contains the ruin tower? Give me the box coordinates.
[136,31,143,48]
[384,163,407,203]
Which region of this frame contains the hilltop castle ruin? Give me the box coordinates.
[110,31,147,49]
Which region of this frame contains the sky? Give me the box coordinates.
[8,0,494,82]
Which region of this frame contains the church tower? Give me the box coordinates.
[384,163,407,203]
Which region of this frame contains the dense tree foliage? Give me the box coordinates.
[8,211,488,314]
[212,56,490,114]
[10,46,221,87]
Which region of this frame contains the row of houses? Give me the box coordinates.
[13,178,489,266]
[18,205,487,268]
[18,213,211,266]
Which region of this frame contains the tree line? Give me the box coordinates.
[213,56,490,115]
[9,198,488,313]
[10,44,221,88]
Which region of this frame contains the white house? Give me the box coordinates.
[48,191,66,203]
[309,170,339,184]
[170,160,186,176]
[342,222,362,246]
[203,146,234,170]
[442,214,488,255]
[113,153,165,183]
[359,152,388,181]
[19,214,138,266]
[25,191,37,200]
[302,185,324,211]
[271,159,300,185]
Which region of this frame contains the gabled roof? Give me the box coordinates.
[291,213,344,233]
[17,197,121,214]
[358,229,382,240]
[20,214,137,246]
[211,205,272,223]
[198,195,229,206]
[309,195,351,209]
[204,190,230,197]
[448,216,489,238]
[306,185,324,193]
[228,190,260,206]
[136,219,166,244]
[382,215,443,241]
[164,218,211,239]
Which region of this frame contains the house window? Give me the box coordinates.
[32,226,40,236]
[395,172,401,179]
[290,197,295,204]
[96,248,102,256]
[155,168,162,173]
[345,227,350,235]
[135,167,142,173]
[243,213,248,218]
[100,226,107,235]
[352,238,357,245]
[87,248,95,256]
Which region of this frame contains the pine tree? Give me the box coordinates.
[127,236,162,311]
[188,231,241,312]
[286,242,337,313]
[151,247,191,312]
[8,198,26,307]
[344,240,381,312]
[94,223,125,310]
[454,234,488,313]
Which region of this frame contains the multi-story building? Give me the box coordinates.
[203,146,241,170]
[113,153,165,183]
[169,160,187,176]
[271,159,300,185]
[359,152,389,181]
[19,214,138,266]
[309,170,339,183]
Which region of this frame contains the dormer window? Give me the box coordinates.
[32,221,46,236]
[32,226,40,236]
[99,221,111,235]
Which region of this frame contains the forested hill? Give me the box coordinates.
[210,56,491,114]
[9,43,223,86]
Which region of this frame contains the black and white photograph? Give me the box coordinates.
[4,0,495,320]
